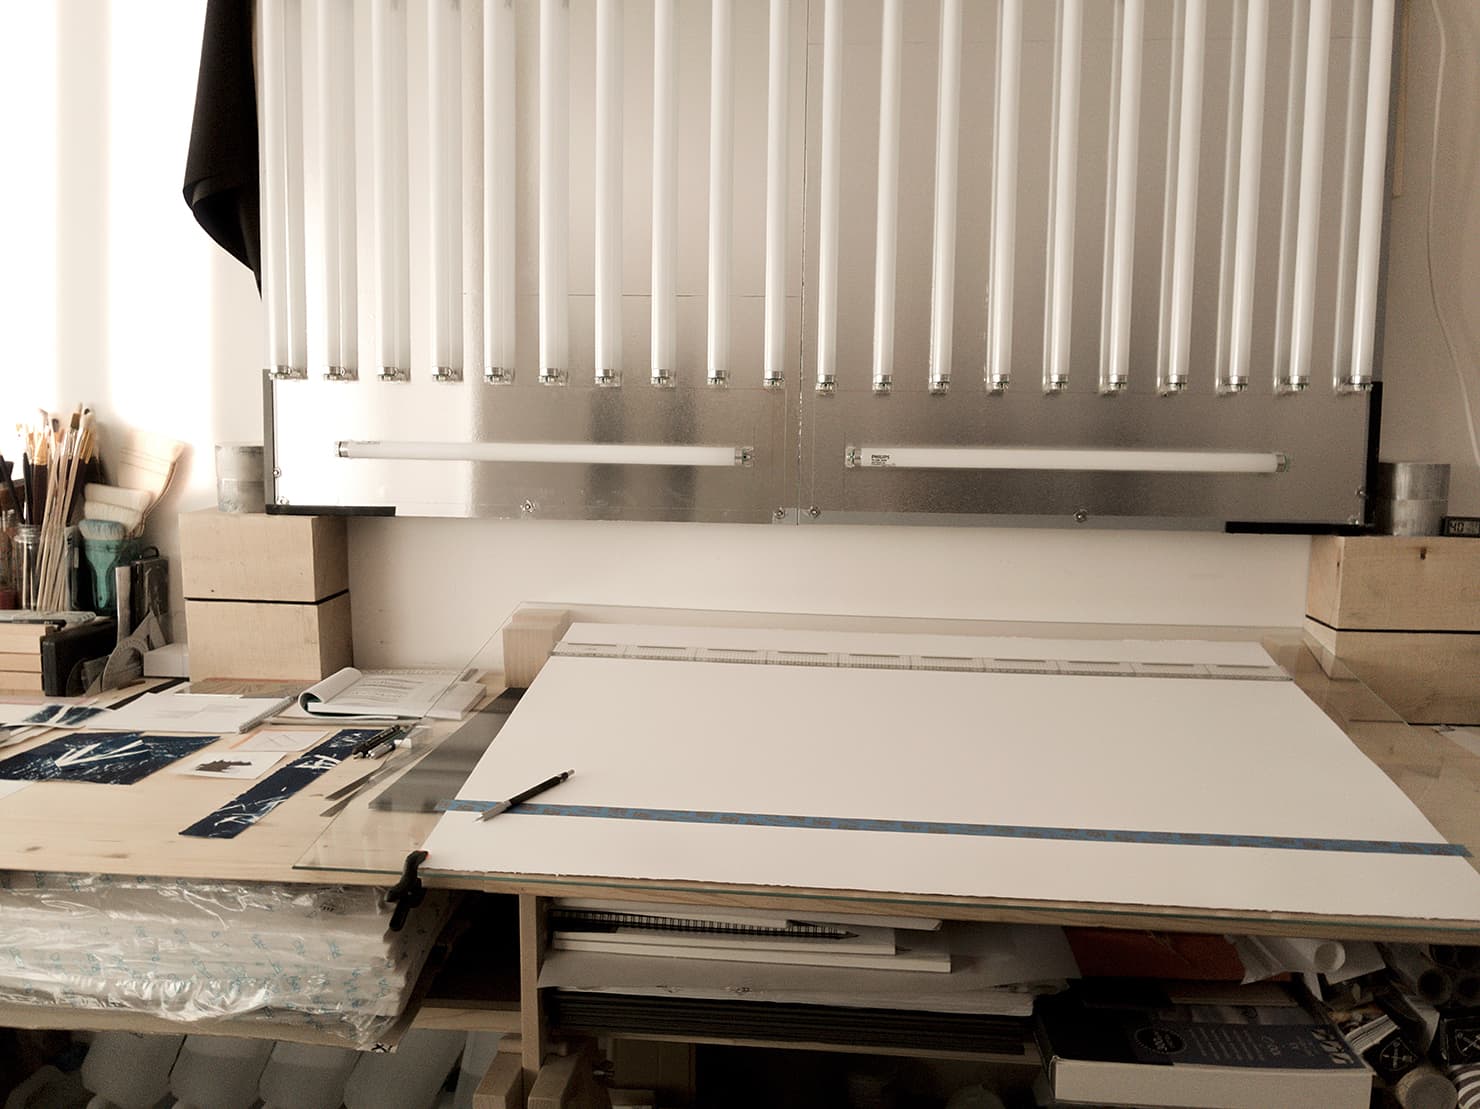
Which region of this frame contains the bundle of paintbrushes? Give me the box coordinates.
[16,407,99,611]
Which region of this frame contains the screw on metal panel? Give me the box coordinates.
[1074,509,1089,523]
[807,506,821,519]
[773,507,786,521]
[1348,515,1362,526]
[520,500,536,515]
[1356,487,1366,498]
[272,468,282,478]
[277,496,289,506]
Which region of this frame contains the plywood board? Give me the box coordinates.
[422,651,1480,922]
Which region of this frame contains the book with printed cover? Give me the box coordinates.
[1035,980,1371,1108]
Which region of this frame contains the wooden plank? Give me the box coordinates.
[527,1048,611,1109]
[185,593,353,681]
[179,509,348,602]
[1303,619,1480,725]
[520,894,548,1090]
[473,1052,524,1109]
[1308,535,1480,631]
[0,671,44,693]
[0,651,44,674]
[503,609,572,689]
[411,1000,521,1034]
[600,1027,1039,1066]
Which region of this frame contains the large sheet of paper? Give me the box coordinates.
[423,639,1480,921]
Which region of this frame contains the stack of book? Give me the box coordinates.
[1033,980,1372,1108]
[0,619,50,692]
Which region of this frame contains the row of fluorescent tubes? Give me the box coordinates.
[261,0,1394,396]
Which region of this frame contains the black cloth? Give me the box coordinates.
[183,0,261,288]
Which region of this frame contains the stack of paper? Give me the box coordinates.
[0,873,454,1046]
[549,899,951,973]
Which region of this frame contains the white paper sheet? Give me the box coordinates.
[235,729,328,752]
[422,650,1480,921]
[172,749,286,779]
[103,694,293,735]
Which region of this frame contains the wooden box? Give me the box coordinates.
[179,510,352,681]
[185,594,353,681]
[1306,536,1480,724]
[178,510,348,603]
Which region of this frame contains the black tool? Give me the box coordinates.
[352,724,407,758]
[478,768,575,822]
[387,850,428,932]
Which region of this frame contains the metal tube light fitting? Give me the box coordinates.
[844,446,1289,475]
[337,441,754,468]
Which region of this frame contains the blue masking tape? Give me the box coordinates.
[435,799,1469,858]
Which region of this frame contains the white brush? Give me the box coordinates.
[84,483,153,513]
[83,500,145,536]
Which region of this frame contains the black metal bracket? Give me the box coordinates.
[388,849,428,932]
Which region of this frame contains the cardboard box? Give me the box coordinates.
[178,510,348,603]
[1307,536,1480,724]
[185,594,352,681]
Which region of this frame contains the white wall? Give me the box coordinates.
[4,2,1477,667]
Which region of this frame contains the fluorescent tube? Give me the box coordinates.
[1042,0,1082,395]
[337,441,754,467]
[872,0,903,395]
[928,0,963,396]
[763,0,789,389]
[1330,0,1371,392]
[485,0,516,384]
[371,0,410,381]
[1100,0,1144,394]
[429,0,463,381]
[985,0,1022,394]
[318,0,357,380]
[1220,0,1267,394]
[1349,0,1396,392]
[651,0,677,386]
[844,445,1289,474]
[816,0,843,394]
[1157,0,1204,395]
[1271,2,1307,392]
[595,0,623,386]
[460,0,485,381]
[1287,0,1332,393]
[707,0,733,387]
[539,0,570,385]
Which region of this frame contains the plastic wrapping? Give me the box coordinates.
[0,872,455,1046]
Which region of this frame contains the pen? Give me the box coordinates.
[365,736,400,760]
[353,724,407,758]
[478,769,575,822]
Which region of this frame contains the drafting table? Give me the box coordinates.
[4,628,1480,1096]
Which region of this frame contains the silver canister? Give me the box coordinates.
[1373,462,1451,536]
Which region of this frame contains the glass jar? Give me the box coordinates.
[14,523,41,611]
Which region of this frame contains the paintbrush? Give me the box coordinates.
[0,454,19,522]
